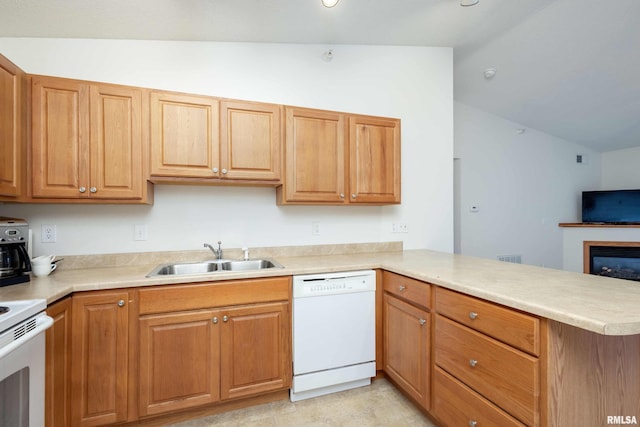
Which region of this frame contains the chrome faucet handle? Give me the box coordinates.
[204,241,223,259]
[242,247,249,261]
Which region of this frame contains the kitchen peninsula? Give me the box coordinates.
[2,244,639,426]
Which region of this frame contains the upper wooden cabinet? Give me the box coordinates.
[150,92,281,183]
[150,91,220,178]
[349,115,401,204]
[277,106,401,205]
[31,75,149,202]
[278,107,346,204]
[220,100,281,181]
[0,54,27,199]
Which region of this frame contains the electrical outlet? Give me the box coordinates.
[41,224,57,243]
[134,224,148,241]
[312,221,321,236]
[391,223,409,233]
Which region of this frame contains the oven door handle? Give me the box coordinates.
[0,314,53,359]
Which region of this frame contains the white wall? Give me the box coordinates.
[0,38,454,257]
[454,102,601,269]
[601,146,640,189]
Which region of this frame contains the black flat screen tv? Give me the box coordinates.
[582,189,640,224]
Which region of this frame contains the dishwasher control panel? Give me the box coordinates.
[293,270,376,298]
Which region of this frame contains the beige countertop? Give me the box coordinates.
[2,245,639,336]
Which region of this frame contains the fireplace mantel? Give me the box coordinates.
[559,222,640,228]
[562,226,640,272]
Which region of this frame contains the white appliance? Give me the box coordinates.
[291,270,376,402]
[0,299,54,427]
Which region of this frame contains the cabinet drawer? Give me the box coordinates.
[435,287,539,355]
[433,367,525,427]
[139,277,291,315]
[435,315,539,426]
[383,271,430,309]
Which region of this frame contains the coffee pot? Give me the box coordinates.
[0,217,32,286]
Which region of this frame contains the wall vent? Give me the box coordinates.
[497,254,522,264]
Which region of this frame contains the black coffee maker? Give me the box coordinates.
[0,217,31,287]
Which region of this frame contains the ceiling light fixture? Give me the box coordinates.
[321,0,340,8]
[460,0,479,6]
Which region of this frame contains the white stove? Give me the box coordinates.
[0,299,46,334]
[0,298,53,427]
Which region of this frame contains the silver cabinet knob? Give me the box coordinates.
[469,359,478,368]
[339,193,345,199]
[419,318,426,326]
[117,299,125,307]
[89,187,97,193]
[221,168,227,174]
[223,315,229,322]
[79,186,86,193]
[212,317,218,324]
[398,285,406,291]
[351,193,357,199]
[213,167,219,173]
[469,421,477,427]
[469,311,478,320]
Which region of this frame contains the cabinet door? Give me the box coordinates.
[383,294,430,409]
[220,301,291,400]
[0,54,26,198]
[139,310,221,417]
[349,115,401,204]
[31,76,90,198]
[71,291,129,426]
[45,297,72,427]
[280,107,346,203]
[150,91,220,177]
[220,100,281,181]
[89,84,144,199]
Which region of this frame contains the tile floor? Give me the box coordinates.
[168,379,437,427]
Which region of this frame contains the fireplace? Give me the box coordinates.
[584,241,640,282]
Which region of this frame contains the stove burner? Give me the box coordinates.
[0,306,9,315]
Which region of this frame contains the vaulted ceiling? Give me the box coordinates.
[1,0,638,152]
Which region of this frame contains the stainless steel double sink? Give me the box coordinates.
[146,258,284,277]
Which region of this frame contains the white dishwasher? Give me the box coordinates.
[290,270,376,402]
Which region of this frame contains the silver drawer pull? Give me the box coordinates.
[223,315,229,322]
[398,285,406,291]
[212,317,218,324]
[469,311,478,320]
[117,299,125,307]
[419,318,426,326]
[469,420,477,427]
[469,359,478,368]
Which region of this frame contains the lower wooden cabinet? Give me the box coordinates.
[138,277,291,418]
[382,272,431,410]
[433,287,541,427]
[220,302,290,400]
[139,309,221,416]
[45,297,72,427]
[45,277,291,426]
[70,290,132,426]
[138,300,290,417]
[383,294,430,409]
[433,367,525,427]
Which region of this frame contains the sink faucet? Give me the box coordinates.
[204,241,223,259]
